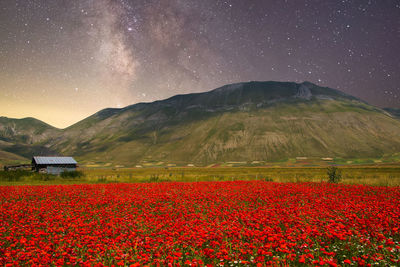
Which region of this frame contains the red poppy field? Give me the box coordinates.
[1,181,399,266]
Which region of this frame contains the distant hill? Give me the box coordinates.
[0,117,58,143]
[0,117,60,164]
[2,81,400,166]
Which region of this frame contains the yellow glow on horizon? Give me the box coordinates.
[0,74,137,129]
[0,100,92,128]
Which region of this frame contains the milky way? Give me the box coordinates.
[0,0,399,127]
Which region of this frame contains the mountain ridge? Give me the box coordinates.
[1,81,400,166]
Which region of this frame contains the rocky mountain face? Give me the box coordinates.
[1,81,400,166]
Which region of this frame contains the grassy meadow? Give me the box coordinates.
[1,165,400,186]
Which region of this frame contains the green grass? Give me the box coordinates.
[1,166,399,186]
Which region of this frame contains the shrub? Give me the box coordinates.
[60,170,84,179]
[0,170,59,181]
[264,176,273,182]
[149,174,159,182]
[33,173,56,181]
[0,170,31,181]
[96,177,107,183]
[327,166,342,183]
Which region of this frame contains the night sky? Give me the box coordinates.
[1,0,399,128]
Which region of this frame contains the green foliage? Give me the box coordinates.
[60,170,84,179]
[0,170,85,182]
[327,166,342,183]
[0,170,56,181]
[96,177,107,183]
[1,166,400,186]
[263,176,274,182]
[0,170,30,181]
[147,174,171,183]
[149,174,159,182]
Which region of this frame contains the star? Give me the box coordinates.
[0,0,398,127]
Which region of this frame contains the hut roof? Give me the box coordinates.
[32,156,77,165]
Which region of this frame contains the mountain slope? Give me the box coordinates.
[40,81,400,166]
[0,117,60,163]
[2,81,400,166]
[0,117,59,144]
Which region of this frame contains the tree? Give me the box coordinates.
[327,166,342,183]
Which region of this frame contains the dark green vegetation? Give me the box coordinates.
[1,81,400,166]
[1,166,399,186]
[60,170,84,179]
[0,169,83,182]
[327,166,342,183]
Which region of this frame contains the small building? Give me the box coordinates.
[32,156,77,175]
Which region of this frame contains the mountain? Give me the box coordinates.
[0,116,60,143]
[2,81,400,166]
[0,117,60,164]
